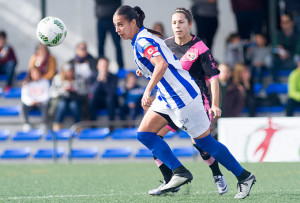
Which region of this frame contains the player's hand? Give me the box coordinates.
[136,69,143,77]
[141,90,152,109]
[209,105,222,118]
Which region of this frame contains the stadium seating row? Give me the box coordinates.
[0,146,198,159]
[0,128,190,141]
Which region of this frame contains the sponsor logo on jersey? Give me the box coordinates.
[186,52,197,61]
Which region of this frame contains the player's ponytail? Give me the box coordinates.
[115,5,163,38]
[133,6,145,28]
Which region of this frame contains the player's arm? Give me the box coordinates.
[142,55,168,108]
[200,49,222,118]
[209,78,221,118]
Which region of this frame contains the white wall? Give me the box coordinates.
[0,0,236,73]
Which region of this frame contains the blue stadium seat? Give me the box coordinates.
[278,70,292,77]
[0,106,20,116]
[0,87,2,96]
[265,83,288,95]
[111,128,137,139]
[116,69,128,79]
[172,147,196,157]
[0,130,10,141]
[16,71,27,80]
[135,148,152,158]
[254,83,263,95]
[102,147,132,158]
[3,87,21,98]
[33,148,64,159]
[0,74,7,81]
[177,130,190,139]
[1,148,31,159]
[78,128,110,140]
[46,129,72,141]
[13,129,43,141]
[69,148,98,158]
[97,109,108,116]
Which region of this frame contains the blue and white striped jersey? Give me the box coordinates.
[131,27,200,109]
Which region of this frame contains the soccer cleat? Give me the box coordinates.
[214,175,228,195]
[148,180,180,196]
[160,169,193,193]
[234,174,256,199]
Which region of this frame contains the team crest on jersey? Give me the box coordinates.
[186,52,197,61]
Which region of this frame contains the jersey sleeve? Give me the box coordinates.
[135,38,161,60]
[199,49,220,81]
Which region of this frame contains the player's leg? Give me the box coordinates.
[176,96,256,199]
[191,138,228,195]
[137,110,193,193]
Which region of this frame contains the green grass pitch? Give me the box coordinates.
[0,162,299,202]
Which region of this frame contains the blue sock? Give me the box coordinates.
[137,132,182,170]
[194,134,243,177]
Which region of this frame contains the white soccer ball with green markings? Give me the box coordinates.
[36,16,67,47]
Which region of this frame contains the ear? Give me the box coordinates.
[188,21,193,30]
[131,19,137,27]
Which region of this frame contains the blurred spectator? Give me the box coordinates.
[49,63,87,131]
[284,0,300,33]
[191,0,218,49]
[21,67,49,132]
[69,42,97,86]
[0,30,17,92]
[286,62,300,116]
[270,14,300,82]
[28,44,56,81]
[89,57,118,123]
[233,63,256,117]
[218,63,244,117]
[95,0,124,69]
[230,0,264,40]
[119,72,143,121]
[246,33,271,84]
[225,33,246,69]
[152,22,165,39]
[69,42,97,118]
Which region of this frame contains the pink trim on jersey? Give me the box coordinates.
[204,156,215,166]
[207,74,220,81]
[155,158,164,167]
[165,125,176,132]
[180,41,209,71]
[202,93,212,123]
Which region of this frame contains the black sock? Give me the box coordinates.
[237,169,251,182]
[193,144,223,176]
[153,154,173,183]
[172,165,187,174]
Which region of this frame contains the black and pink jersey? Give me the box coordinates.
[165,35,220,115]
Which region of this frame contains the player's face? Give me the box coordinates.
[113,15,137,40]
[171,13,192,38]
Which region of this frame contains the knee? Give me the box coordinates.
[136,132,156,142]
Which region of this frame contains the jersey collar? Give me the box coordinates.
[131,26,145,46]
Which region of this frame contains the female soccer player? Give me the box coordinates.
[148,8,227,196]
[113,5,256,199]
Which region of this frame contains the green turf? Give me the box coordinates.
[0,162,299,202]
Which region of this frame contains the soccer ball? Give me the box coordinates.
[36,16,67,47]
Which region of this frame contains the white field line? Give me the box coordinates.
[0,193,142,200]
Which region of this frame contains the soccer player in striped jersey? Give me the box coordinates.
[148,7,227,196]
[113,5,256,199]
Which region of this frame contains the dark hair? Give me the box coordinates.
[0,30,7,39]
[114,5,163,38]
[282,13,293,22]
[98,56,109,63]
[173,8,193,24]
